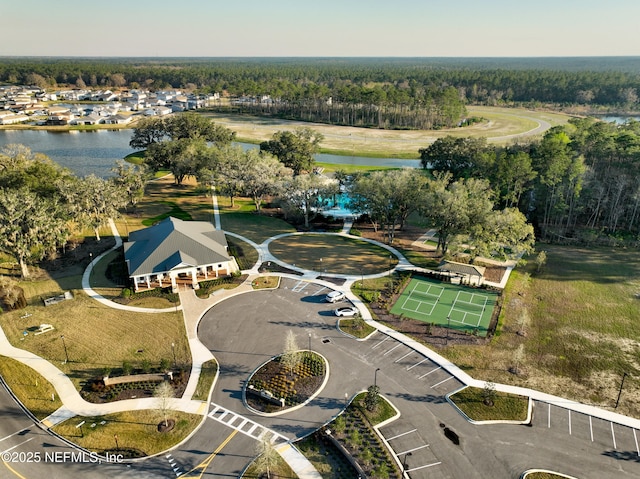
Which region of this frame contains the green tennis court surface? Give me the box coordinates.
[390,276,498,337]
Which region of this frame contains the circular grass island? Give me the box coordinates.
[245,351,328,415]
[268,234,398,275]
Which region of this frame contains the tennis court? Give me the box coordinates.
[390,276,498,336]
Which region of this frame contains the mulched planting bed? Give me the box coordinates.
[81,368,190,403]
[246,352,326,412]
[304,394,401,479]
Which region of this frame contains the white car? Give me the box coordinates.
[334,306,359,317]
[325,291,346,303]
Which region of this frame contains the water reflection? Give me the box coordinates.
[0,129,420,177]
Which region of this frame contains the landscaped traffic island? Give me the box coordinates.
[448,386,530,423]
[245,351,327,414]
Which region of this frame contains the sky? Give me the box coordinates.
[2,0,640,57]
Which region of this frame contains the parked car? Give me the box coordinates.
[325,290,346,303]
[334,306,359,317]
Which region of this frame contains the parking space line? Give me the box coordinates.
[397,444,430,455]
[383,343,403,356]
[386,429,417,441]
[419,366,441,379]
[634,429,639,456]
[395,351,414,363]
[589,416,594,442]
[548,403,551,428]
[372,336,391,349]
[431,376,454,388]
[0,437,33,454]
[611,422,617,449]
[0,428,30,444]
[407,461,442,472]
[568,410,572,435]
[407,358,429,370]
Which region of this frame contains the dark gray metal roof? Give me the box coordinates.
[437,260,486,277]
[124,217,231,277]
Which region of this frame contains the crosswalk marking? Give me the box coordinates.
[208,403,288,445]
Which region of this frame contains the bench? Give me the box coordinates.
[43,291,73,307]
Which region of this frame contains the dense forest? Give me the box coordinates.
[2,57,640,129]
[420,117,640,244]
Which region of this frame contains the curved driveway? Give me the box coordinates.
[192,278,640,479]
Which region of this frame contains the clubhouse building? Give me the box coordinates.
[124,217,238,292]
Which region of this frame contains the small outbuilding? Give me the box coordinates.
[124,217,238,292]
[437,260,486,286]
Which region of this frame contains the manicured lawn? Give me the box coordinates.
[0,356,62,419]
[52,409,201,457]
[251,276,280,289]
[218,196,295,244]
[338,317,376,339]
[192,359,218,401]
[523,473,573,479]
[449,386,529,422]
[1,291,190,392]
[268,234,397,275]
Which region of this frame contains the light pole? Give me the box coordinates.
[403,451,412,473]
[374,368,381,388]
[171,342,177,369]
[615,372,628,409]
[60,335,69,364]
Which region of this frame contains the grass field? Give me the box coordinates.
[444,245,640,418]
[449,386,529,421]
[390,277,498,337]
[268,234,398,275]
[52,409,202,457]
[203,106,573,157]
[0,356,62,419]
[1,291,189,392]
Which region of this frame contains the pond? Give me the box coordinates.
[0,129,420,177]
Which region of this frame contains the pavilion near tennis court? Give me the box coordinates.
[437,260,486,286]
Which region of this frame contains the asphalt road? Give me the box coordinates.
[3,277,640,478]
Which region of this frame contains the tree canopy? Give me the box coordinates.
[260,127,324,175]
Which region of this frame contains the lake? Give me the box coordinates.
[0,129,420,177]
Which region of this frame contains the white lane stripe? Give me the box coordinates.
[383,343,402,356]
[1,437,33,454]
[431,376,454,388]
[397,444,430,455]
[386,429,417,441]
[394,351,414,363]
[407,461,442,472]
[407,357,429,370]
[589,416,594,442]
[568,410,572,435]
[548,403,551,428]
[372,336,391,349]
[0,428,30,444]
[611,422,617,449]
[633,429,639,457]
[419,366,441,379]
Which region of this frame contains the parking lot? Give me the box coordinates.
[533,400,640,458]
